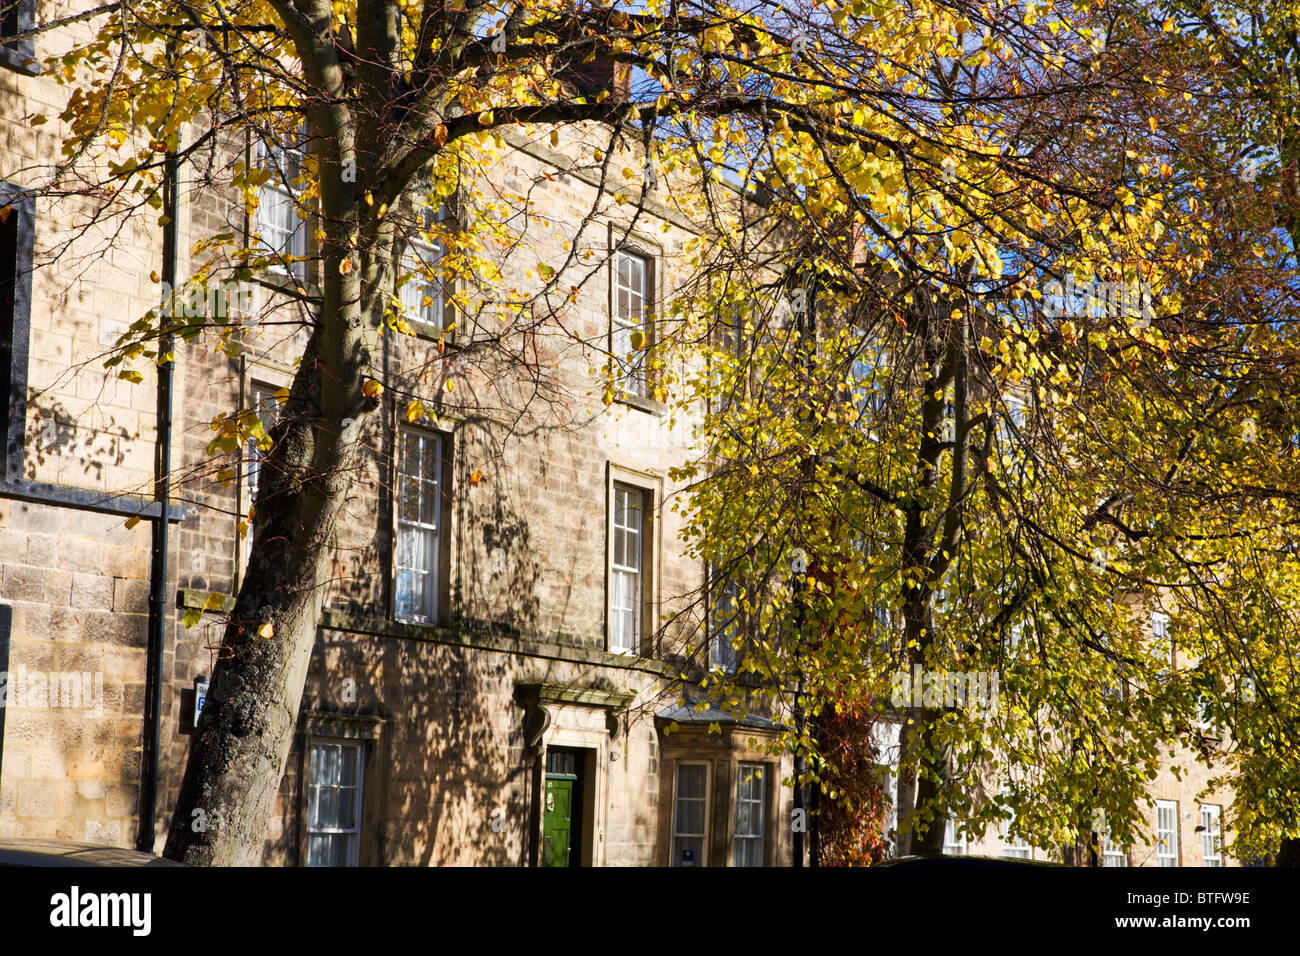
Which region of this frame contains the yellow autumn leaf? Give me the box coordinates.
[361,379,383,398]
[405,399,425,422]
[257,622,275,638]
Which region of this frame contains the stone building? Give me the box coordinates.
[0,11,796,865]
[0,4,1233,868]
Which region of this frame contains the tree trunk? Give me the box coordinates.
[164,290,372,862]
[893,295,960,859]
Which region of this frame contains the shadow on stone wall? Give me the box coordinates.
[260,629,529,866]
[25,395,138,485]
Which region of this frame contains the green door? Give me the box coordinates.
[543,777,574,866]
[543,748,583,867]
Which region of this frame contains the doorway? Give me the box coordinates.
[543,747,585,867]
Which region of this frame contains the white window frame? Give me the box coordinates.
[882,765,898,857]
[733,762,766,867]
[245,382,281,506]
[0,0,38,75]
[1001,826,1032,859]
[612,249,650,397]
[241,381,282,569]
[398,206,448,333]
[305,739,364,867]
[1151,611,1172,670]
[1006,621,1025,655]
[646,729,659,794]
[708,565,741,674]
[872,720,901,858]
[1001,800,1031,860]
[671,761,709,867]
[608,481,647,654]
[1200,804,1222,867]
[394,425,445,625]
[1099,813,1128,867]
[1156,800,1179,867]
[255,132,308,279]
[1196,694,1217,734]
[943,815,967,856]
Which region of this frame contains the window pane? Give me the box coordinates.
[306,741,363,867]
[613,252,649,396]
[395,429,442,622]
[734,763,765,866]
[394,570,418,619]
[306,834,329,867]
[735,839,762,868]
[673,763,707,867]
[337,788,356,830]
[1200,805,1221,866]
[400,239,444,328]
[677,764,706,798]
[678,798,704,835]
[321,742,339,786]
[317,784,338,830]
[1156,801,1178,867]
[610,485,645,652]
[399,476,421,523]
[245,384,281,502]
[306,781,321,831]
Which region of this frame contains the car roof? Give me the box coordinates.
[0,837,184,867]
[877,854,1061,867]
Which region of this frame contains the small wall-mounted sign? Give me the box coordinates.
[194,675,210,726]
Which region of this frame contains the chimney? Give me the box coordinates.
[558,57,631,102]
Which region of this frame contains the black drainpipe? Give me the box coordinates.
[138,39,178,852]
